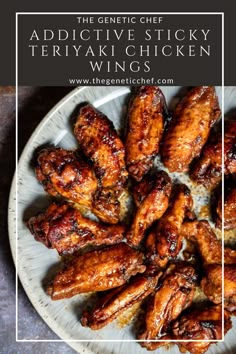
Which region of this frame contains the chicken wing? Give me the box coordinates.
[201,264,236,313]
[180,220,222,265]
[172,305,232,354]
[74,105,128,190]
[146,184,193,268]
[180,220,236,312]
[161,86,221,172]
[81,267,162,330]
[182,220,236,265]
[35,147,98,209]
[190,119,236,188]
[182,220,236,263]
[74,105,128,224]
[138,263,197,350]
[126,171,172,246]
[214,174,236,230]
[47,243,146,300]
[27,202,125,255]
[125,86,167,181]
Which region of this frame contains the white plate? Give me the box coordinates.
[8,86,236,354]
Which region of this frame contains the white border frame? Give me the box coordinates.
[15,11,225,345]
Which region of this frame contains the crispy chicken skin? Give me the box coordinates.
[47,243,146,300]
[190,119,236,188]
[27,202,125,255]
[125,86,167,181]
[81,267,162,330]
[172,305,232,354]
[146,184,193,268]
[214,175,236,230]
[162,86,221,172]
[74,105,128,224]
[201,264,236,313]
[126,171,172,246]
[139,263,197,350]
[35,147,98,209]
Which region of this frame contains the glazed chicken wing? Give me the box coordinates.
[181,220,236,312]
[172,305,232,354]
[146,184,193,268]
[201,264,236,313]
[74,105,128,190]
[182,220,236,263]
[74,105,128,224]
[35,147,98,209]
[125,86,167,181]
[126,171,172,246]
[190,119,236,188]
[182,220,236,264]
[27,202,125,255]
[81,267,162,330]
[214,174,236,230]
[180,220,222,265]
[47,243,146,300]
[162,86,221,172]
[138,263,197,350]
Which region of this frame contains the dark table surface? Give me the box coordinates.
[0,86,79,354]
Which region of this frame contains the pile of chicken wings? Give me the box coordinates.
[27,86,236,354]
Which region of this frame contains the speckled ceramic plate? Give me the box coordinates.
[8,86,236,354]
